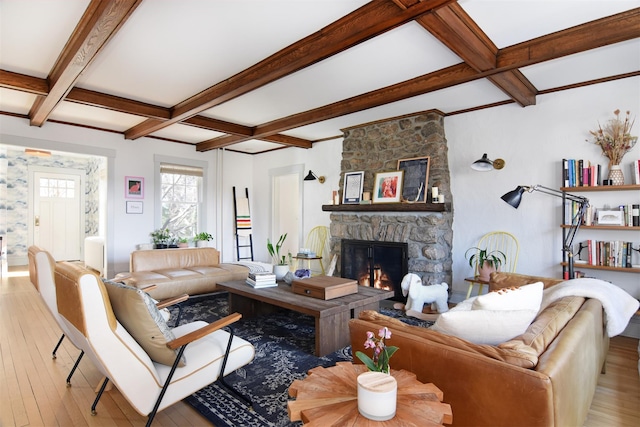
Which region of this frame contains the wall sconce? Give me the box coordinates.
[304,170,325,184]
[25,148,52,157]
[471,153,505,171]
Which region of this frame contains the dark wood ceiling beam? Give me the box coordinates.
[29,0,142,126]
[67,87,171,120]
[124,0,459,140]
[414,2,537,106]
[498,7,640,69]
[0,70,48,95]
[196,9,640,152]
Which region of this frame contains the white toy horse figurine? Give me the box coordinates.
[399,273,449,315]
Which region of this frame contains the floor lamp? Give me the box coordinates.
[501,185,589,280]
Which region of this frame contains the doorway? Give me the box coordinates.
[270,165,303,261]
[30,167,85,261]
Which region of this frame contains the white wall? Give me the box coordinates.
[447,78,640,300]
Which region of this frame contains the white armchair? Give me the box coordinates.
[54,261,255,426]
[28,246,86,385]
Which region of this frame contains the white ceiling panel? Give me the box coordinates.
[0,0,89,77]
[522,39,640,90]
[0,88,38,115]
[226,139,285,154]
[150,123,223,144]
[49,101,145,131]
[460,0,640,48]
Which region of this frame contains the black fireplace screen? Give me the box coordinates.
[341,239,408,301]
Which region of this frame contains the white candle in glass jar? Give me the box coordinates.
[357,371,397,421]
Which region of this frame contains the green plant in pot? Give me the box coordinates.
[465,247,506,281]
[194,232,213,247]
[267,233,289,279]
[150,228,172,249]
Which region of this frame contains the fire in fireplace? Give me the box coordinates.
[341,239,408,301]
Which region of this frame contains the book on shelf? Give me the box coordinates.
[630,159,640,185]
[561,158,602,187]
[575,240,639,268]
[246,277,277,288]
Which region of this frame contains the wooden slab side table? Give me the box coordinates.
[288,362,452,426]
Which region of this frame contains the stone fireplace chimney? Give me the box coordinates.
[329,111,453,287]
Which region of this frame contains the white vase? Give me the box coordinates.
[196,240,210,247]
[273,264,289,280]
[608,165,625,186]
[356,371,397,421]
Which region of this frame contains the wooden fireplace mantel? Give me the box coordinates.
[322,203,449,212]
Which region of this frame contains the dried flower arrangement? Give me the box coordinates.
[588,109,637,166]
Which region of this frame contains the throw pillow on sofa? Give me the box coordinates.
[431,308,539,345]
[472,281,543,311]
[431,282,544,346]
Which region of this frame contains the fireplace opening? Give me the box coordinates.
[341,239,408,301]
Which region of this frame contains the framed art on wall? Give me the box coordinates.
[397,156,430,203]
[373,171,404,203]
[125,176,144,199]
[126,201,143,214]
[342,171,365,204]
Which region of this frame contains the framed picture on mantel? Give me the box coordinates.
[343,171,365,204]
[373,171,404,204]
[397,156,430,203]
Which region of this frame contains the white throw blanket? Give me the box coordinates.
[541,278,639,337]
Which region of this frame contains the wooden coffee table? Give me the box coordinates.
[217,280,394,356]
[288,362,453,425]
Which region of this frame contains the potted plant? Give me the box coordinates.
[177,237,189,248]
[194,232,213,247]
[150,228,172,249]
[465,247,506,281]
[267,233,289,279]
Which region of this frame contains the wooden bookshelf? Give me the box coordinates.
[563,262,640,274]
[562,224,640,231]
[560,184,640,192]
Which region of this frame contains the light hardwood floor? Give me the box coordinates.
[1,266,639,426]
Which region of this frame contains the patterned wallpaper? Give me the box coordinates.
[0,146,105,261]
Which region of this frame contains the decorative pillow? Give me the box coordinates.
[431,309,539,345]
[102,279,185,367]
[472,282,543,312]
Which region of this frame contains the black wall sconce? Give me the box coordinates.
[304,170,325,183]
[471,153,505,171]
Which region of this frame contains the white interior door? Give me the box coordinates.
[33,170,84,261]
[271,166,303,261]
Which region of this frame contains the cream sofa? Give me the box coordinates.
[114,247,250,299]
[350,272,610,427]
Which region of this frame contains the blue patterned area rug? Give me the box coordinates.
[172,293,433,426]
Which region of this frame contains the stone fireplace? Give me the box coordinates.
[329,111,453,290]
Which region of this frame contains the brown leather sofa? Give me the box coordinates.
[114,247,250,299]
[349,272,609,427]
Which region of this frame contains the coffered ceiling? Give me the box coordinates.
[1,0,639,154]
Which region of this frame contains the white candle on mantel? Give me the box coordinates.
[431,187,439,198]
[357,371,397,421]
[438,194,444,203]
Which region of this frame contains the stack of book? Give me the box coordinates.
[246,271,277,288]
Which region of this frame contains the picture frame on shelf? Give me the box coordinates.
[342,171,365,204]
[125,176,144,199]
[126,201,143,214]
[372,171,404,204]
[397,156,430,203]
[596,209,624,225]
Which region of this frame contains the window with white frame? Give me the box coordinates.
[160,163,203,240]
